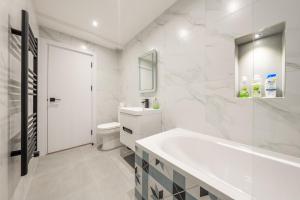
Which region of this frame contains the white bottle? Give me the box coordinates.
[264,73,277,98]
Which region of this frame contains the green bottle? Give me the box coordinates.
[252,75,262,97]
[239,76,250,98]
[152,97,160,109]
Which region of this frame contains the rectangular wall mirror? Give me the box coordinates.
[139,49,157,93]
[235,22,286,98]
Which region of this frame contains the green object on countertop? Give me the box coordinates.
[152,97,160,109]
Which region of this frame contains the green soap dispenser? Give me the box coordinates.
[239,76,250,98]
[152,97,160,109]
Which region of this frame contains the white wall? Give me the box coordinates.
[119,0,300,157]
[38,27,121,155]
[0,1,39,200]
[120,0,253,145]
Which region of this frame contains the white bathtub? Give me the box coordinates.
[136,128,300,200]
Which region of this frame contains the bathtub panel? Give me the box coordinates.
[135,165,143,197]
[149,152,173,181]
[148,175,172,199]
[135,146,143,159]
[135,147,228,200]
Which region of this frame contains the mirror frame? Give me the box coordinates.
[138,49,157,93]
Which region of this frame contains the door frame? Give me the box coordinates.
[38,39,96,155]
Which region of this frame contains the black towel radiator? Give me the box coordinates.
[10,10,39,176]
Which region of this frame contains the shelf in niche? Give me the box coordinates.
[237,96,285,100]
[261,96,285,99]
[235,22,286,99]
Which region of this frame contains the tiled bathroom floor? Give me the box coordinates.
[25,145,135,200]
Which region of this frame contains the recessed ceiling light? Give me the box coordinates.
[255,33,263,39]
[178,28,189,40]
[81,45,87,50]
[227,1,239,13]
[92,20,98,27]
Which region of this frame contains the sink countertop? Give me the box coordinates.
[120,107,161,116]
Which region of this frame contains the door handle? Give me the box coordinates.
[49,97,62,102]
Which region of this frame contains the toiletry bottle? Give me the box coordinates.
[152,97,160,109]
[252,74,262,97]
[264,73,277,98]
[239,76,250,98]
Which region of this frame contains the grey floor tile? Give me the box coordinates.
[25,145,134,200]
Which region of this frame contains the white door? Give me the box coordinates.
[47,45,92,153]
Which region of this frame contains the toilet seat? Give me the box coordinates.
[97,122,120,135]
[97,122,120,130]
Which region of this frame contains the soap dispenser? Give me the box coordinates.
[239,76,250,98]
[152,97,160,109]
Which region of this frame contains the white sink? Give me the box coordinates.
[120,107,161,116]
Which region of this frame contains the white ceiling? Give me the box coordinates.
[33,0,177,49]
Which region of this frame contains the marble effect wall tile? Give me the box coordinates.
[251,0,300,157]
[120,0,254,145]
[120,0,300,158]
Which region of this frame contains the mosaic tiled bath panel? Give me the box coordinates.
[135,145,232,200]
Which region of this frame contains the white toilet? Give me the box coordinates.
[97,107,121,150]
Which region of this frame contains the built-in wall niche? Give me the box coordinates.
[235,22,286,98]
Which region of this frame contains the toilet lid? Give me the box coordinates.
[97,122,120,130]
